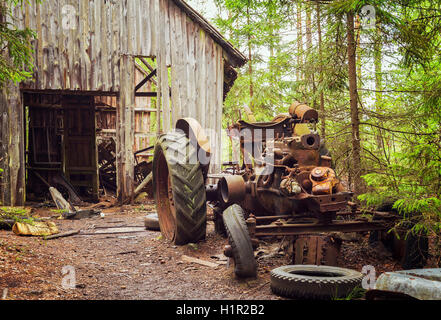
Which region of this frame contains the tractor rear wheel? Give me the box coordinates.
[153,131,207,245]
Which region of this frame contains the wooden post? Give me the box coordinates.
[0,82,25,206]
[116,55,135,203]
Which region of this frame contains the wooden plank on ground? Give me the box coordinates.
[181,255,219,268]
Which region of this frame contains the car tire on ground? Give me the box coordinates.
[270,265,363,299]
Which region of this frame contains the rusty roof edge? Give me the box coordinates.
[171,0,247,68]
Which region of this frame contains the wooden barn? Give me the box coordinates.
[0,0,246,206]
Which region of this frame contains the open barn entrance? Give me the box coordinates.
[94,57,161,199]
[23,59,162,204]
[23,92,101,203]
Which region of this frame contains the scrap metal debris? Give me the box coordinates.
[372,268,441,300]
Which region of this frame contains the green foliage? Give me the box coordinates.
[333,286,366,300]
[213,0,298,125]
[0,206,35,224]
[204,0,441,261]
[0,0,37,87]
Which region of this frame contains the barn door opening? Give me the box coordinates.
[94,58,159,198]
[62,95,99,202]
[24,92,99,203]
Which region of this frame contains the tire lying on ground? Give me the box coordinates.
[270,265,363,299]
[152,131,207,245]
[144,213,160,231]
[222,204,257,278]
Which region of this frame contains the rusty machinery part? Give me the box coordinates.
[218,175,246,205]
[289,101,319,122]
[222,204,257,278]
[152,131,206,245]
[175,117,211,177]
[300,133,320,149]
[309,167,341,195]
[270,265,363,299]
[272,113,291,123]
[292,234,342,266]
[252,218,386,237]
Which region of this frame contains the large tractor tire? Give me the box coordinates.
[152,131,207,245]
[270,265,363,299]
[223,204,257,278]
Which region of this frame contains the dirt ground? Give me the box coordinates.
[0,199,430,300]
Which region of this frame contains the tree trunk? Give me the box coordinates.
[316,2,325,138]
[296,2,303,81]
[306,1,316,108]
[268,1,275,86]
[246,5,254,103]
[346,11,362,196]
[355,14,362,102]
[374,22,384,153]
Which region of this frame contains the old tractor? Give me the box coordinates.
[152,101,391,278]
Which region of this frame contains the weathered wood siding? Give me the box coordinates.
[159,0,224,170]
[13,0,156,91]
[8,0,229,202]
[14,0,224,165]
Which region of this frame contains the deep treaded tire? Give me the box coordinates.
[270,265,363,299]
[223,204,257,278]
[153,131,206,245]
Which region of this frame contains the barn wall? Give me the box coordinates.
[158,0,224,171]
[12,0,158,91]
[14,0,223,156]
[9,0,227,202]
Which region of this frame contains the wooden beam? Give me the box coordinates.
[139,57,155,72]
[116,55,136,204]
[135,92,157,97]
[134,69,157,92]
[0,82,25,206]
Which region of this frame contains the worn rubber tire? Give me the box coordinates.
[144,213,160,231]
[401,231,428,269]
[222,204,257,278]
[213,207,227,238]
[270,265,363,299]
[153,131,206,245]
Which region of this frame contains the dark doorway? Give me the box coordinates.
[24,92,99,203]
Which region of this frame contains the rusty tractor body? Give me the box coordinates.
[153,101,392,278]
[209,101,351,224]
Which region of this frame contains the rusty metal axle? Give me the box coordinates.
[247,218,388,237]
